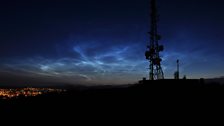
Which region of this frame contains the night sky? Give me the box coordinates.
[1,0,224,86]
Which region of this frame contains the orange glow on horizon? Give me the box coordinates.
[0,88,65,99]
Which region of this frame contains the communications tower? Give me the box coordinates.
[145,0,164,80]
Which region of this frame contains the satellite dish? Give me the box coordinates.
[159,45,164,51]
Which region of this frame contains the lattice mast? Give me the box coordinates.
[145,0,164,80]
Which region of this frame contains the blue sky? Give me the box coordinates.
[0,0,224,85]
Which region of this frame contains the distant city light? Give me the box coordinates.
[0,88,66,99]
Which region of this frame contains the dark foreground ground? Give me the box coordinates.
[1,79,224,124]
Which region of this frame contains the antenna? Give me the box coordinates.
[177,59,179,74]
[145,0,164,80]
[174,59,179,79]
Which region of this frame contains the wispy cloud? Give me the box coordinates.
[0,43,147,84]
[1,36,224,85]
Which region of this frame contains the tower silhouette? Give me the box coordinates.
[174,59,179,79]
[145,0,164,80]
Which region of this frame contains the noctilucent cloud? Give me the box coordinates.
[1,0,224,86]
